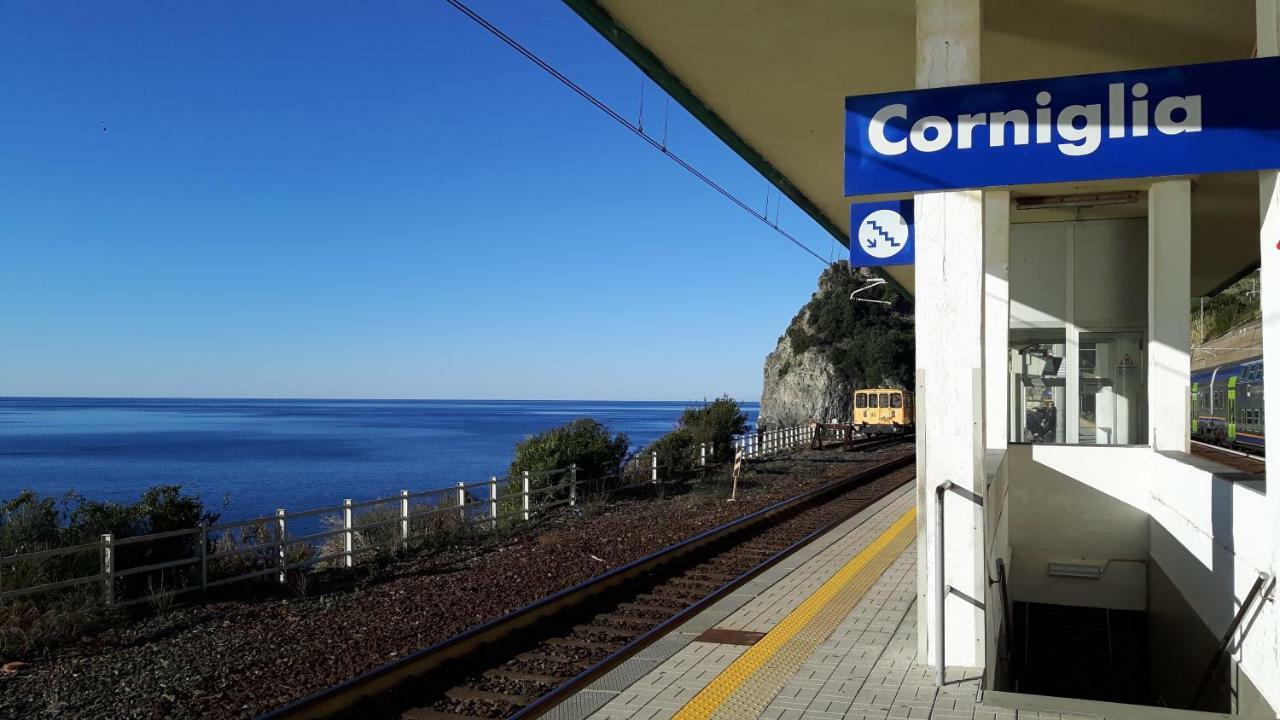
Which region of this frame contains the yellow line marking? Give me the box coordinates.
[672,507,917,720]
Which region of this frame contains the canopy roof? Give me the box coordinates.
[565,0,1259,296]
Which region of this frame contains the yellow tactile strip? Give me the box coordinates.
[672,507,917,720]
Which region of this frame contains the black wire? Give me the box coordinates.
[442,0,832,266]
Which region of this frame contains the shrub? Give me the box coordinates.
[679,397,749,462]
[507,419,629,500]
[643,397,750,475]
[646,428,697,474]
[0,485,218,610]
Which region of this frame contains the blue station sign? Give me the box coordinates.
[850,200,913,267]
[844,57,1280,196]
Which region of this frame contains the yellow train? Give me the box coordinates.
[852,388,915,435]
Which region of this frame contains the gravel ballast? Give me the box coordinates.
[0,447,913,720]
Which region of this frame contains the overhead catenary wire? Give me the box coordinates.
[442,0,832,266]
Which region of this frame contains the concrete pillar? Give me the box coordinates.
[915,0,986,671]
[983,191,1011,450]
[1147,179,1191,453]
[1256,1,1280,710]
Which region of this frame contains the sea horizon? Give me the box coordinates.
[0,397,760,525]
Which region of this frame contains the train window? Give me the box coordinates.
[879,393,890,408]
[868,394,878,408]
[891,394,903,408]
[855,393,867,408]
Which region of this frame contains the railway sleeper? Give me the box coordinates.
[573,623,638,638]
[515,651,593,669]
[664,577,722,590]
[444,686,536,707]
[545,637,617,651]
[403,706,494,720]
[595,612,660,627]
[481,668,564,685]
[618,600,684,614]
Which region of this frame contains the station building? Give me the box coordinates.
[567,2,1280,718]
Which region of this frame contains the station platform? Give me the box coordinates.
[547,483,1197,720]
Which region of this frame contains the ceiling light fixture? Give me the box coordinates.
[1016,191,1140,210]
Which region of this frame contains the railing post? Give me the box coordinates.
[100,533,114,606]
[569,464,578,507]
[400,490,410,548]
[275,509,287,584]
[198,523,208,592]
[651,451,658,483]
[489,475,499,527]
[456,482,467,525]
[521,471,531,521]
[934,481,953,687]
[342,499,354,568]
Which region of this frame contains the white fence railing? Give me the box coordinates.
[731,423,817,459]
[0,424,816,609]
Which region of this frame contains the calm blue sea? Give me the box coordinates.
[0,398,759,522]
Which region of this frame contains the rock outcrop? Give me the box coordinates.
[759,262,914,428]
[759,333,853,426]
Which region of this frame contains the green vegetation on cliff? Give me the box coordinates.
[784,262,915,389]
[1192,271,1259,347]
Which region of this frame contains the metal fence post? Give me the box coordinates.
[456,482,467,525]
[651,451,658,483]
[569,464,577,507]
[521,471,531,521]
[198,523,208,592]
[400,490,410,547]
[275,509,287,584]
[342,499,354,568]
[100,533,114,606]
[489,475,499,527]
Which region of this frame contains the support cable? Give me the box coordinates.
[442,0,831,266]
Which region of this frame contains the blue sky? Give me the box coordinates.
[0,2,839,401]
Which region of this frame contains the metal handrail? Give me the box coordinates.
[1190,572,1275,706]
[934,480,954,687]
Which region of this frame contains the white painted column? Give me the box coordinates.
[1147,179,1191,453]
[983,191,1010,450]
[1255,2,1280,714]
[915,0,986,672]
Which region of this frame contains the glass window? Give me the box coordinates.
[879,393,890,408]
[891,394,903,408]
[855,393,867,408]
[1010,331,1067,444]
[868,394,878,408]
[1079,332,1146,445]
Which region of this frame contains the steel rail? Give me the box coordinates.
[257,445,914,720]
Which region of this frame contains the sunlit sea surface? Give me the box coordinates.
[0,398,759,522]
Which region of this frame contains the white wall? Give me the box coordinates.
[1005,445,1151,610]
[1000,443,1277,714]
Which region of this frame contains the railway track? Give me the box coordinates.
[261,439,915,720]
[1191,439,1265,476]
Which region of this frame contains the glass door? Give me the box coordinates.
[1078,332,1145,445]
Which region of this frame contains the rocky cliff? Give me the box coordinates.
[760,333,853,426]
[759,262,913,427]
